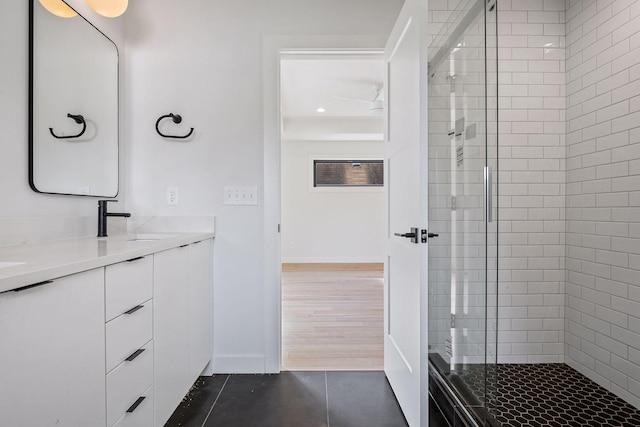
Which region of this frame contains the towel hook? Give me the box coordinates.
[156,113,194,139]
[49,113,86,139]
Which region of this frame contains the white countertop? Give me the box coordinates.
[0,232,215,293]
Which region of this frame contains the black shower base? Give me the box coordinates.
[429,354,640,426]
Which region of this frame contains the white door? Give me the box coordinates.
[384,1,428,426]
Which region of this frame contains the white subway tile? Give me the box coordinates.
[583,121,613,140]
[612,14,640,44]
[595,69,630,95]
[544,96,566,108]
[597,100,630,122]
[529,11,563,23]
[530,60,562,72]
[612,79,640,103]
[597,7,630,39]
[596,249,629,268]
[501,11,532,22]
[612,47,640,75]
[596,161,629,178]
[612,175,640,191]
[596,192,629,206]
[582,312,613,334]
[596,130,629,151]
[568,1,597,32]
[598,38,631,67]
[612,110,640,132]
[513,72,544,84]
[582,4,613,35]
[545,121,567,134]
[582,150,612,167]
[570,84,597,105]
[544,23,566,35]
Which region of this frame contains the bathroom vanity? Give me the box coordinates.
[0,232,214,427]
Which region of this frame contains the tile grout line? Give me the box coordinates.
[325,371,330,427]
[200,374,231,427]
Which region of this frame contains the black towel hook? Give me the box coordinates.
[49,113,86,139]
[156,113,194,139]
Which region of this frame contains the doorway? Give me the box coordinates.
[279,53,386,371]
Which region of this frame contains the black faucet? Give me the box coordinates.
[98,200,131,237]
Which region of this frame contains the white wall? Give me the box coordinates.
[565,0,640,408]
[123,0,404,372]
[281,140,385,263]
[0,0,125,243]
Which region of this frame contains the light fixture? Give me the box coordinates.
[86,0,128,18]
[38,0,77,18]
[316,107,326,113]
[39,0,128,18]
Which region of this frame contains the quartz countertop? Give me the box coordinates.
[0,232,215,293]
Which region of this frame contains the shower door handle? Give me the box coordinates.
[394,227,419,244]
[484,166,493,223]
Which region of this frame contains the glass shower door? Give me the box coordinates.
[427,0,498,424]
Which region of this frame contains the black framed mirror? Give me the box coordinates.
[29,0,119,197]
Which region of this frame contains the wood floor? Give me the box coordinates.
[281,263,384,371]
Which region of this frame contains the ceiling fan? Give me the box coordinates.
[336,83,384,114]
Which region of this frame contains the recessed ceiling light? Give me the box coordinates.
[316,107,326,113]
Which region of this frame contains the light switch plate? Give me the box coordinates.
[224,186,258,205]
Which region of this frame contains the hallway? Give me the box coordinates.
[281,263,384,371]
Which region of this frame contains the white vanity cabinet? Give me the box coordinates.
[154,245,190,426]
[188,239,214,380]
[154,239,213,426]
[0,233,214,427]
[105,256,154,427]
[0,269,106,427]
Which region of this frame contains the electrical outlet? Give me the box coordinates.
[224,186,258,205]
[166,186,178,205]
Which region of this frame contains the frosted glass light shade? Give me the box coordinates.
[38,0,77,18]
[86,0,128,17]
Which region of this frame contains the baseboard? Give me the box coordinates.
[212,354,267,374]
[281,256,385,263]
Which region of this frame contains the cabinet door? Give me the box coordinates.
[0,269,106,427]
[188,239,213,379]
[153,246,190,426]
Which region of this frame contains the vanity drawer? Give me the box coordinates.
[107,341,153,427]
[105,256,153,322]
[106,301,152,372]
[112,385,153,427]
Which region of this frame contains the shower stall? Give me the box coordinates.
[426,0,640,425]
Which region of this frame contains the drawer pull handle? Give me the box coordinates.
[126,256,145,262]
[125,348,145,362]
[124,305,144,315]
[179,244,189,248]
[126,396,146,413]
[12,280,53,293]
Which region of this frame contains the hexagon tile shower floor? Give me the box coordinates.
[456,363,640,427]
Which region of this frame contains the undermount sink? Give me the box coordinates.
[126,233,177,242]
[0,262,26,269]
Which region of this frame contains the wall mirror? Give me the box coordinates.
[29,0,119,197]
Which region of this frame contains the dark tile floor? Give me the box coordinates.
[166,371,414,427]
